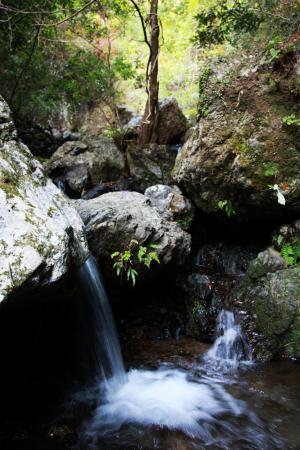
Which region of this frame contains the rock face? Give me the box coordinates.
[157,97,189,144]
[74,191,191,280]
[126,143,176,191]
[173,50,300,222]
[179,242,258,341]
[123,97,188,145]
[47,137,126,196]
[144,184,194,230]
[233,245,300,361]
[0,95,88,303]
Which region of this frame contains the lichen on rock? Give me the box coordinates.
[0,95,89,303]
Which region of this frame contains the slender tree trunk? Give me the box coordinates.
[138,0,159,144]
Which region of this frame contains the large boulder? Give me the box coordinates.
[157,97,189,144]
[0,95,88,303]
[47,137,126,196]
[233,244,300,361]
[144,184,194,230]
[126,143,176,191]
[74,191,191,280]
[173,48,300,222]
[123,97,188,145]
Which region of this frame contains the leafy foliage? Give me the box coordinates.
[193,1,262,47]
[0,0,134,123]
[111,240,160,286]
[217,199,236,217]
[281,240,300,267]
[263,162,279,177]
[283,114,300,127]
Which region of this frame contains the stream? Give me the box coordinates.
[73,259,300,450]
[1,258,300,450]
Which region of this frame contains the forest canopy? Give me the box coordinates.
[0,0,299,125]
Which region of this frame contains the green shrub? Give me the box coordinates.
[111,240,160,286]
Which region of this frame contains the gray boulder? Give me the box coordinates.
[126,143,176,191]
[233,246,300,361]
[157,97,189,144]
[123,97,188,145]
[74,191,191,279]
[0,95,88,303]
[47,137,126,196]
[144,184,194,230]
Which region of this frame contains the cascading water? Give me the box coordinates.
[76,257,284,450]
[206,309,251,365]
[79,256,126,386]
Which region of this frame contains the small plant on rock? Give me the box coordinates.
[218,199,236,218]
[263,162,279,178]
[281,239,300,267]
[111,240,160,286]
[282,114,300,128]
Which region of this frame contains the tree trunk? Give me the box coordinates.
[138,0,159,144]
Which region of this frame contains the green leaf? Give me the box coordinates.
[111,251,120,259]
[148,252,160,264]
[138,246,147,263]
[149,244,160,249]
[276,234,284,246]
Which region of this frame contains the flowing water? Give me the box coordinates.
[73,260,300,450]
[79,257,126,386]
[206,310,251,365]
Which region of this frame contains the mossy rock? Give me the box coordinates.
[173,48,300,223]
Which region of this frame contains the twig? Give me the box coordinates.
[35,0,97,27]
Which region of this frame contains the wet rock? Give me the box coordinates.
[0,95,88,303]
[173,50,300,223]
[246,248,286,280]
[181,273,218,340]
[74,191,191,280]
[233,245,300,361]
[126,143,176,191]
[144,184,194,230]
[179,242,258,341]
[47,137,126,196]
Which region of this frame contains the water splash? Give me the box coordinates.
[83,367,249,445]
[206,310,251,365]
[77,262,282,450]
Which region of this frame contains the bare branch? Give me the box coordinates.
[128,0,151,50]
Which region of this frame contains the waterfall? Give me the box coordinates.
[207,310,251,364]
[79,256,126,386]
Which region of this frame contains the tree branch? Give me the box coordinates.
[128,0,151,50]
[35,0,97,27]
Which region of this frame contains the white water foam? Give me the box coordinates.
[84,367,245,443]
[206,310,252,367]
